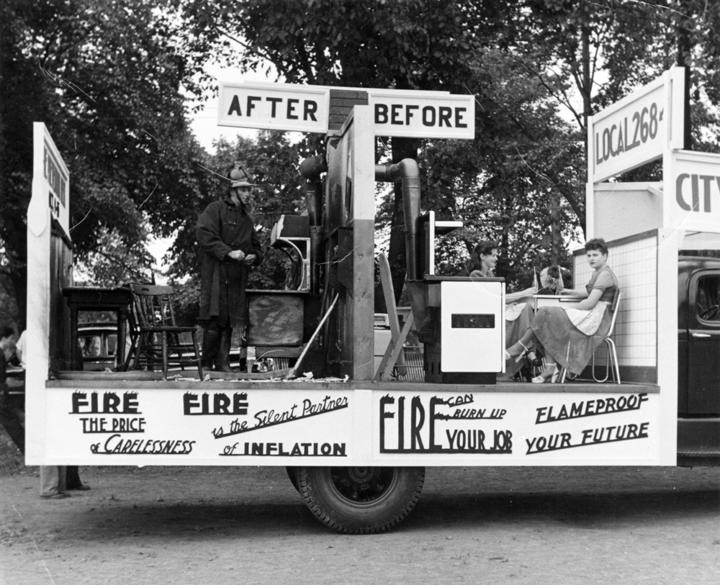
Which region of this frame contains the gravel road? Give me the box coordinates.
[1,430,718,585]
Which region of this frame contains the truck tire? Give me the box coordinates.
[286,466,300,492]
[296,466,425,534]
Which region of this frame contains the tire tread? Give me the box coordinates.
[297,467,425,534]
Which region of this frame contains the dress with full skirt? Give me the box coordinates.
[531,265,619,375]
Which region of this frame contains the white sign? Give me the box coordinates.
[667,149,720,231]
[34,385,666,466]
[218,82,475,139]
[588,67,685,183]
[375,390,658,464]
[369,92,475,139]
[32,123,70,236]
[218,82,330,133]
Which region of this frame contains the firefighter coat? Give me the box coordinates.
[195,196,263,328]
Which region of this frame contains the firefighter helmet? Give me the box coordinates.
[228,165,254,188]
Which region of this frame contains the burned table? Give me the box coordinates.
[62,287,133,370]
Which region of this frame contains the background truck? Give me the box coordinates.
[23,67,718,534]
[677,252,720,460]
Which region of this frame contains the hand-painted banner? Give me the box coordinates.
[38,386,662,466]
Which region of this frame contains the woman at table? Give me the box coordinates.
[537,265,570,295]
[467,241,539,379]
[504,266,570,380]
[505,238,619,383]
[468,239,498,278]
[468,239,538,299]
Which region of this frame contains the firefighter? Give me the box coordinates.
[196,164,263,371]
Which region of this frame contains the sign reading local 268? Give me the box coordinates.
[589,67,685,183]
[218,82,475,139]
[591,83,666,182]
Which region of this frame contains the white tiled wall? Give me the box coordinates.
[574,235,657,367]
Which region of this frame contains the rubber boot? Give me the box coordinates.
[214,328,234,372]
[201,327,221,370]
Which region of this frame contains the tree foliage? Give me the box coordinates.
[0,0,213,323]
[5,0,720,326]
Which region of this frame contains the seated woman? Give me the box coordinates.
[468,239,498,278]
[537,265,572,295]
[468,239,538,299]
[503,294,535,380]
[505,238,619,383]
[505,265,573,380]
[468,240,538,380]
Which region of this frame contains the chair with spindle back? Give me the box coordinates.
[126,284,203,379]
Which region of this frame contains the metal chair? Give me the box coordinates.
[126,284,203,379]
[556,290,622,384]
[591,290,622,383]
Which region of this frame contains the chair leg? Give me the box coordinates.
[607,338,621,384]
[592,339,612,383]
[161,333,168,379]
[557,343,571,383]
[136,332,151,371]
[558,366,567,383]
[192,332,203,380]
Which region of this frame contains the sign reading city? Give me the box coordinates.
[668,149,720,231]
[218,82,475,139]
[588,67,685,183]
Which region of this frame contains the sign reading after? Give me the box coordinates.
[218,83,330,133]
[218,82,475,139]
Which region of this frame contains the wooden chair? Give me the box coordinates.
[126,284,203,379]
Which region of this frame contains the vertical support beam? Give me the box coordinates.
[656,227,681,464]
[350,105,375,380]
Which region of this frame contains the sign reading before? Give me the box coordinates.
[218,82,475,138]
[369,92,475,139]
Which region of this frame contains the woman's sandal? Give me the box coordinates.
[532,364,558,384]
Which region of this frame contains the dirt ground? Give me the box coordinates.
[1,423,719,585]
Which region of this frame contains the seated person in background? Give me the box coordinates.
[468,240,498,278]
[0,326,17,360]
[505,238,619,383]
[468,239,538,299]
[501,271,539,381]
[537,265,571,295]
[510,265,571,377]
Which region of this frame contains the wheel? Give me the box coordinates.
[296,466,425,534]
[286,466,300,492]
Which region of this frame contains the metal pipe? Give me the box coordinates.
[299,155,326,227]
[300,155,327,295]
[375,158,421,281]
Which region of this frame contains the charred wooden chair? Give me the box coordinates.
[126,284,203,379]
